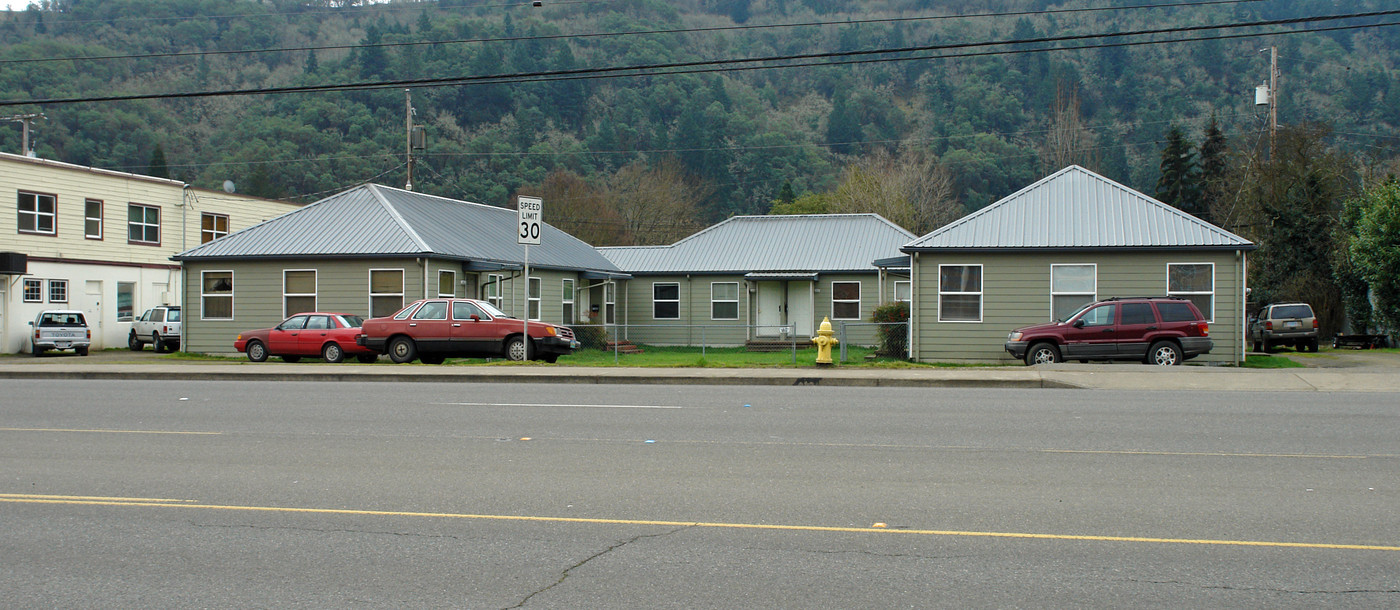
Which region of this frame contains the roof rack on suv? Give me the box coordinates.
[1099,296,1187,302]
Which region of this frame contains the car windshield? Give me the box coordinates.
[338,315,365,328]
[477,301,513,319]
[1272,305,1313,319]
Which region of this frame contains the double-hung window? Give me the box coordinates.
[938,265,983,322]
[438,270,456,298]
[653,283,679,319]
[1051,264,1096,321]
[528,277,542,321]
[128,203,160,245]
[369,269,404,317]
[561,279,575,324]
[85,199,103,239]
[284,270,317,316]
[48,279,67,303]
[18,192,56,235]
[711,282,739,320]
[202,271,234,319]
[485,274,504,309]
[201,213,229,243]
[831,281,861,320]
[23,278,43,302]
[1167,263,1214,322]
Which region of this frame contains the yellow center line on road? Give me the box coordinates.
[3,494,1396,552]
[0,427,220,435]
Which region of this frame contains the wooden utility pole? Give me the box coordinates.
[4,113,45,156]
[405,89,415,191]
[1267,46,1278,157]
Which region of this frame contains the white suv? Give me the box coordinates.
[129,305,182,353]
[29,310,91,356]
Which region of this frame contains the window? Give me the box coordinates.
[938,265,983,322]
[412,300,449,320]
[1051,264,1096,321]
[369,269,404,318]
[453,300,487,321]
[284,270,316,316]
[201,271,234,319]
[561,279,575,324]
[281,315,308,330]
[1121,302,1155,325]
[1156,301,1199,323]
[23,278,43,302]
[201,212,229,243]
[117,282,135,321]
[1079,303,1115,327]
[653,283,679,319]
[832,281,861,320]
[305,315,333,330]
[18,192,56,235]
[485,274,504,309]
[438,270,456,298]
[1167,263,1214,322]
[128,203,160,245]
[711,282,739,320]
[605,282,616,324]
[85,199,103,240]
[48,279,67,303]
[528,277,542,321]
[894,281,911,303]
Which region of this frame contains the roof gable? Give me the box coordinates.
[903,166,1254,251]
[599,214,916,274]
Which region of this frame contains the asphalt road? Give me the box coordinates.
[3,381,1398,608]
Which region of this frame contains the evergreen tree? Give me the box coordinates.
[1198,115,1228,224]
[147,145,169,179]
[1155,125,1201,216]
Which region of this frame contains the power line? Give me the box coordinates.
[0,0,1266,67]
[4,8,1396,107]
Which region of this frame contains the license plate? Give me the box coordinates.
[1286,321,1300,328]
[55,342,71,348]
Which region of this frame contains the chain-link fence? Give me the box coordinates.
[567,323,800,363]
[837,321,908,362]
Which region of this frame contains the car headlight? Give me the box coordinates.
[1008,331,1022,342]
[545,326,557,336]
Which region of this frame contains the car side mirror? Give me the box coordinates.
[1072,319,1085,328]
[471,315,481,322]
[27,321,33,327]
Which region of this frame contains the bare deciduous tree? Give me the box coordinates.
[1039,81,1100,174]
[823,148,961,235]
[607,158,709,245]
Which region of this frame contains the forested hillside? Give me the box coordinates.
[1,0,1397,245]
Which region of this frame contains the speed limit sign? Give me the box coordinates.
[517,196,542,245]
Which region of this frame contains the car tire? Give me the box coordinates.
[322,342,344,363]
[1148,341,1183,366]
[421,354,446,365]
[388,337,417,364]
[129,331,143,351]
[282,355,301,363]
[1025,342,1060,366]
[1309,339,1320,352]
[77,346,89,356]
[356,354,378,364]
[543,354,559,363]
[1252,340,1262,353]
[246,340,269,362]
[505,336,528,361]
[152,332,165,353]
[1262,340,1274,354]
[31,342,43,357]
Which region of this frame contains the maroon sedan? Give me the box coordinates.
[234,312,379,363]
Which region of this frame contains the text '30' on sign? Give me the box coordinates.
[517,196,542,245]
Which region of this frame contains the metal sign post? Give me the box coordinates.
[517,196,542,360]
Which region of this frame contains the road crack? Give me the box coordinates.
[508,526,688,609]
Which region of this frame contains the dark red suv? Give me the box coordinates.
[1004,297,1212,366]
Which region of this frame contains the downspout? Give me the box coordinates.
[686,274,693,346]
[1239,250,1247,364]
[420,258,428,301]
[910,252,919,360]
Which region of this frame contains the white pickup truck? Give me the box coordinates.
[129,305,181,352]
[29,310,91,356]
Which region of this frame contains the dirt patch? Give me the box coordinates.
[1268,347,1400,369]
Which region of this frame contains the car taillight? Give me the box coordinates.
[1198,322,1209,336]
[1264,321,1273,330]
[86,329,91,339]
[1312,319,1319,329]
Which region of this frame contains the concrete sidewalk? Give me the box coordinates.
[1,355,1398,392]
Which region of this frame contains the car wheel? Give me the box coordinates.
[77,346,89,356]
[1025,342,1060,366]
[388,337,417,363]
[1309,339,1320,353]
[420,354,446,365]
[246,340,269,362]
[129,331,143,351]
[322,342,344,363]
[1262,341,1274,354]
[543,354,559,363]
[356,354,378,364]
[505,336,528,361]
[152,332,165,353]
[282,355,301,363]
[1148,341,1183,366]
[1252,340,1262,353]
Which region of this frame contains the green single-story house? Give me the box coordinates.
[172,184,628,354]
[598,214,915,347]
[902,165,1256,364]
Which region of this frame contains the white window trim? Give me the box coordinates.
[485,274,504,309]
[283,269,317,318]
[48,279,68,303]
[1166,262,1216,323]
[831,281,862,320]
[937,264,984,323]
[23,278,43,302]
[894,280,911,303]
[438,270,456,298]
[711,281,740,320]
[201,270,235,320]
[369,268,405,317]
[528,276,542,321]
[1050,263,1097,321]
[128,203,161,245]
[85,199,103,240]
[561,278,575,325]
[605,281,616,325]
[201,212,229,244]
[653,282,680,320]
[18,191,56,236]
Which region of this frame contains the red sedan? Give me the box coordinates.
[234,312,379,363]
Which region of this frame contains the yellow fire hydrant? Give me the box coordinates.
[811,316,839,366]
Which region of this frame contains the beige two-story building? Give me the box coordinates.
[0,152,300,354]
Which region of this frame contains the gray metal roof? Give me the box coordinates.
[173,184,624,275]
[903,166,1255,252]
[598,214,916,274]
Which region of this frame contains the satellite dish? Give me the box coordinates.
[223,180,236,193]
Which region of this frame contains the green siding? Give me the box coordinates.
[911,251,1247,364]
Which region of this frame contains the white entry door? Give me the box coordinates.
[755,281,785,337]
[787,281,814,337]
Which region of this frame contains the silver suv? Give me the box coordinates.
[1250,302,1318,353]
